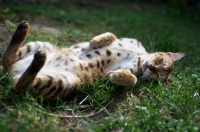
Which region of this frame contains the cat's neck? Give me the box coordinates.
[136,53,151,78]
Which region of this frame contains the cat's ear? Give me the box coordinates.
[167,52,185,62]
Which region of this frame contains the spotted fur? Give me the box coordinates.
[1,21,185,101]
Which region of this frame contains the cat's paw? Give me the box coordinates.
[110,70,137,86]
[16,21,30,37]
[90,32,117,49]
[31,50,46,73]
[34,50,46,64]
[11,21,30,45]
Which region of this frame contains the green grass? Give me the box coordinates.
[0,1,200,131]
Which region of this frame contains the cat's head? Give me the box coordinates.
[141,52,185,84]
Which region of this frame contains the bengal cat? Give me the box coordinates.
[1,21,185,101]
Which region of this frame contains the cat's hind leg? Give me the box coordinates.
[14,50,46,93]
[26,71,80,101]
[90,32,117,49]
[2,21,30,69]
[14,50,79,101]
[30,73,78,101]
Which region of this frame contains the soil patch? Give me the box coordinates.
[0,17,61,58]
[30,16,62,36]
[0,21,12,57]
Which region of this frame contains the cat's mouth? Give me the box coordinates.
[143,62,154,72]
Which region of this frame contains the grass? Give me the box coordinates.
[0,1,200,131]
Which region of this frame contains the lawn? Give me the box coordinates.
[0,1,200,131]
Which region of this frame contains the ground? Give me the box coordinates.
[0,1,200,131]
[0,20,11,57]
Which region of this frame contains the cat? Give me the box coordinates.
[1,21,185,101]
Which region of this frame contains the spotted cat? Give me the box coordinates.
[1,21,185,101]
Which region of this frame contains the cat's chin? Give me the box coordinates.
[142,62,147,71]
[141,67,150,78]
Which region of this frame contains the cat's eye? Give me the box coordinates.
[157,58,163,65]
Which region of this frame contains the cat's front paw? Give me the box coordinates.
[110,70,137,86]
[90,32,117,49]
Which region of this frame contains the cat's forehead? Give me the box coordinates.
[154,52,167,57]
[154,52,174,66]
